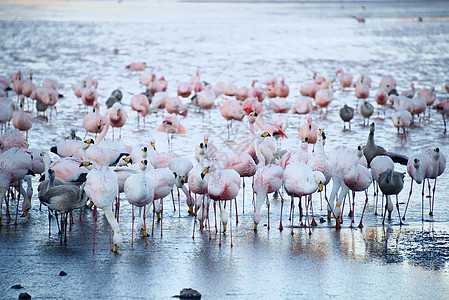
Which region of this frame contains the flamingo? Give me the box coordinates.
[344,163,372,228]
[336,69,353,89]
[202,162,241,247]
[177,82,192,98]
[315,88,333,115]
[219,98,245,140]
[80,86,97,107]
[0,147,33,225]
[13,96,32,140]
[403,153,433,220]
[392,110,412,137]
[424,147,446,217]
[126,62,146,71]
[165,97,188,117]
[401,83,415,98]
[108,102,128,139]
[130,142,157,169]
[130,94,150,129]
[144,167,176,236]
[355,78,369,108]
[374,86,389,117]
[84,165,122,252]
[433,100,449,133]
[124,160,154,246]
[328,146,363,225]
[0,99,14,134]
[0,129,28,153]
[253,164,284,231]
[291,96,313,117]
[83,101,104,137]
[379,75,397,95]
[168,157,194,214]
[235,86,249,101]
[242,97,263,116]
[299,116,318,150]
[275,77,289,98]
[283,162,324,234]
[370,155,394,216]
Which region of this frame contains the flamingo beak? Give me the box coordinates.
[254,223,258,231]
[140,228,147,237]
[318,183,324,192]
[112,244,119,253]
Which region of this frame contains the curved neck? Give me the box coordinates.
[255,139,265,168]
[95,122,109,145]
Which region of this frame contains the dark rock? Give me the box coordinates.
[11,285,24,289]
[177,288,201,299]
[59,271,67,276]
[18,292,31,299]
[319,217,325,223]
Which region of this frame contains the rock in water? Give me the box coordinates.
[59,271,67,276]
[18,292,31,299]
[178,288,201,299]
[11,285,24,289]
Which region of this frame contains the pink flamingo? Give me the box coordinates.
[336,69,353,89]
[315,88,333,114]
[344,163,372,228]
[13,97,32,140]
[0,99,14,133]
[247,80,266,102]
[126,62,146,71]
[235,86,249,101]
[242,97,263,115]
[392,110,412,137]
[424,147,446,217]
[219,98,245,140]
[401,82,415,98]
[130,94,150,129]
[108,102,128,139]
[84,165,122,252]
[0,148,33,225]
[433,100,449,133]
[202,162,241,247]
[177,82,192,98]
[269,98,290,113]
[355,78,369,107]
[284,161,325,234]
[275,77,289,98]
[299,116,318,150]
[0,129,28,153]
[165,97,188,117]
[370,155,394,216]
[375,86,389,117]
[291,96,313,116]
[300,80,317,98]
[81,86,97,107]
[403,153,433,220]
[124,160,154,246]
[169,157,194,215]
[379,75,397,95]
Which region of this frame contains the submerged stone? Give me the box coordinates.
[18,292,31,299]
[59,271,67,276]
[11,285,24,289]
[177,288,201,299]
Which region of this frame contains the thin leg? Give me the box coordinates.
[403,180,413,220]
[396,195,404,225]
[358,190,368,228]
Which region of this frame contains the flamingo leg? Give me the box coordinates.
[234,198,238,225]
[279,192,284,231]
[230,199,233,247]
[395,195,404,225]
[144,206,148,246]
[131,205,134,247]
[290,196,294,235]
[403,180,413,220]
[430,178,437,216]
[266,196,270,231]
[310,194,317,226]
[358,190,368,228]
[242,178,245,214]
[93,205,97,252]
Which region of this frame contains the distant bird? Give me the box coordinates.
[106,89,123,109]
[360,100,374,125]
[378,169,405,225]
[433,100,449,133]
[13,96,33,140]
[339,104,354,130]
[336,69,353,89]
[363,122,408,167]
[350,15,365,23]
[108,102,128,139]
[401,83,415,98]
[392,110,412,137]
[130,94,150,129]
[126,62,146,71]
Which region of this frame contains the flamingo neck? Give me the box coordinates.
[255,139,265,168]
[95,123,109,145]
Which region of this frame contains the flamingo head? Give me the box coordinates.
[112,231,123,253]
[201,165,211,179]
[253,212,261,230]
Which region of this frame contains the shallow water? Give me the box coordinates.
[1,0,449,299]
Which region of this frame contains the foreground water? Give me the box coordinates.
[1,0,449,298]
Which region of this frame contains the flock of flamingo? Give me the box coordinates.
[0,64,448,252]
